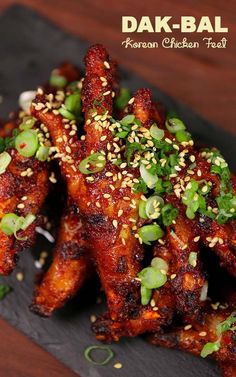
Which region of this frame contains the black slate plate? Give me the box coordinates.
[0,5,235,377]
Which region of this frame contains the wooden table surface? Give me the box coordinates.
[0,1,235,376]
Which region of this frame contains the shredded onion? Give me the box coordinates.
[19,91,36,113]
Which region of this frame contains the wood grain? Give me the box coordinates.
[0,1,235,377]
[0,0,235,134]
[0,318,78,377]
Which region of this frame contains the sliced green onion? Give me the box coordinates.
[120,114,135,126]
[165,117,186,134]
[151,257,169,273]
[49,73,67,88]
[0,151,11,174]
[13,217,26,241]
[19,116,36,131]
[138,267,167,289]
[36,145,49,162]
[115,88,131,110]
[139,200,148,219]
[200,341,220,358]
[140,285,152,305]
[161,204,178,226]
[84,345,114,366]
[0,138,5,153]
[20,214,36,231]
[216,311,236,337]
[138,224,164,245]
[189,252,197,267]
[0,213,36,238]
[0,285,12,300]
[65,93,81,116]
[0,213,20,236]
[116,131,129,139]
[150,123,165,140]
[140,164,158,189]
[15,130,38,157]
[59,107,76,120]
[67,81,80,91]
[79,153,106,174]
[145,195,164,219]
[176,130,191,142]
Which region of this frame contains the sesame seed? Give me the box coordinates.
[34,260,42,269]
[128,97,134,104]
[95,201,101,208]
[90,315,97,323]
[104,193,110,199]
[114,363,122,369]
[16,272,24,282]
[150,299,156,307]
[113,219,118,228]
[194,236,200,242]
[184,325,192,331]
[86,176,94,182]
[170,274,176,280]
[104,61,110,69]
[199,331,207,337]
[118,210,123,217]
[17,203,25,209]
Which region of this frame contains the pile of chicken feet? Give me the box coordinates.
[0,45,235,377]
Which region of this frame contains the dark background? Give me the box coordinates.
[0,1,235,376]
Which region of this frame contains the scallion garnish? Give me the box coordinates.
[140,285,152,305]
[138,256,168,305]
[138,223,164,245]
[150,123,164,141]
[138,267,167,289]
[176,130,191,142]
[145,195,164,219]
[0,284,12,300]
[165,117,186,134]
[15,130,39,158]
[200,341,220,358]
[115,88,131,110]
[120,114,135,126]
[161,203,178,226]
[1,213,21,236]
[19,116,36,131]
[79,153,106,175]
[36,145,49,162]
[49,72,67,88]
[65,92,81,116]
[59,107,76,120]
[139,200,148,219]
[0,151,11,174]
[201,311,236,358]
[151,257,169,273]
[140,164,158,189]
[0,213,36,239]
[59,92,81,120]
[84,345,114,366]
[188,252,197,267]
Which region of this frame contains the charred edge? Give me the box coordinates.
[116,256,128,273]
[29,302,52,318]
[60,242,88,260]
